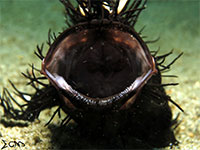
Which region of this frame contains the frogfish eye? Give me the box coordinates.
[42,21,157,110]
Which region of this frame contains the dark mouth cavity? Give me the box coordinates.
[44,28,152,98]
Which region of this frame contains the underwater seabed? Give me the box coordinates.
[0,0,200,149]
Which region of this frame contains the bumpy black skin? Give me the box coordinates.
[59,69,176,148]
[0,0,183,149]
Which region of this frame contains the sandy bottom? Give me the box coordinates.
[0,0,200,149]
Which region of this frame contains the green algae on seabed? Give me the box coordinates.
[0,0,200,149]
